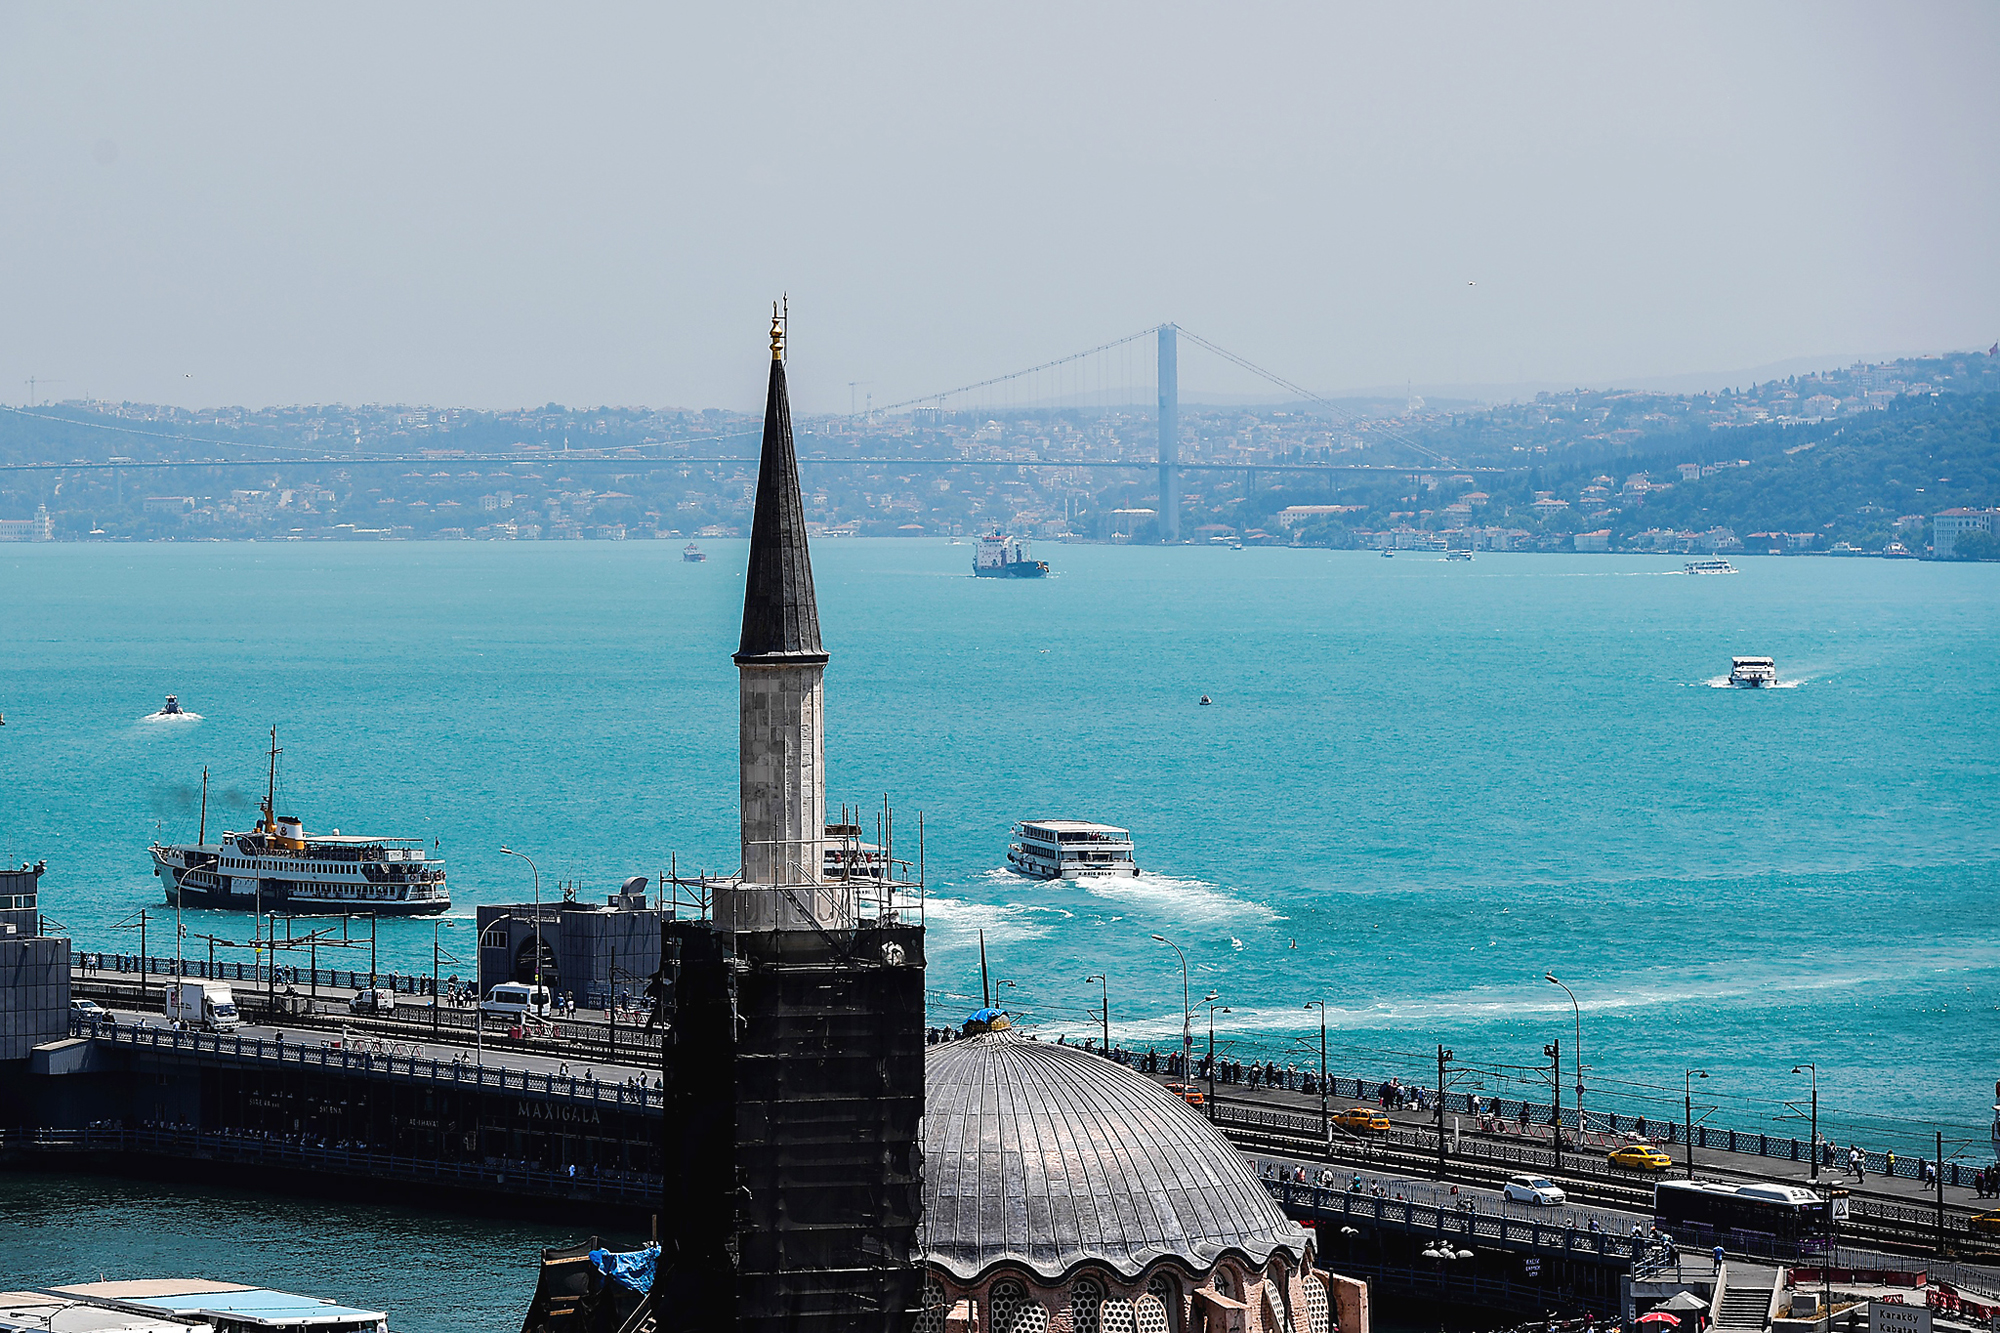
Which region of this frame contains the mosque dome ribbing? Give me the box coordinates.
[918,1032,1311,1284]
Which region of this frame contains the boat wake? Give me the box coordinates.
[921,892,1073,943]
[140,709,204,722]
[1701,676,1806,690]
[981,866,1279,925]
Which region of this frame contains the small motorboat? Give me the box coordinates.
[1727,657,1777,688]
[1380,548,1394,559]
[143,694,201,721]
[1198,695,1212,706]
[683,543,707,563]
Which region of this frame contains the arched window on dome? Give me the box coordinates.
[914,1280,951,1333]
[986,1280,1048,1333]
[1070,1276,1105,1333]
[1301,1274,1330,1333]
[1263,1260,1296,1333]
[1142,1273,1179,1333]
[1210,1268,1235,1304]
[988,1280,1023,1333]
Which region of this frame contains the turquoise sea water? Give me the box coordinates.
[1,541,1996,1310]
[0,1171,629,1327]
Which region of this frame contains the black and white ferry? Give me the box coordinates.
[1005,820,1140,879]
[1727,656,1778,688]
[149,728,447,916]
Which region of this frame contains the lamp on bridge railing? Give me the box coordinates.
[1305,999,1328,1148]
[1684,1068,1709,1180]
[1083,974,1110,1052]
[1200,993,1227,1117]
[1546,973,1584,1134]
[1150,934,1192,1079]
[1791,1063,1819,1181]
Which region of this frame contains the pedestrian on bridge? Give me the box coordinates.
[1713,1245,1725,1271]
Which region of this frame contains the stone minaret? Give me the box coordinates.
[724,307,837,933]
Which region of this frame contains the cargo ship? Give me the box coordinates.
[149,728,448,916]
[973,532,1049,578]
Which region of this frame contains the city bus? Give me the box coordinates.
[1654,1179,1842,1254]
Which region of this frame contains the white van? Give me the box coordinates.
[480,982,552,1021]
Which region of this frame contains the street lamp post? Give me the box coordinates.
[1545,1039,1562,1170]
[1305,1000,1328,1151]
[1684,1068,1709,1179]
[1084,974,1110,1054]
[1792,1063,1819,1181]
[1547,973,1584,1136]
[1201,994,1227,1118]
[1150,934,1191,1079]
[499,846,544,1000]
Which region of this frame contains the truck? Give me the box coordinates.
[166,979,241,1032]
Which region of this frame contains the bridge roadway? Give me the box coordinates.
[1143,1074,1999,1259]
[0,453,1507,477]
[66,1010,662,1115]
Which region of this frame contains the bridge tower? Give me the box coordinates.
[1158,323,1180,542]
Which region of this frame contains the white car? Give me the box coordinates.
[71,999,111,1020]
[1502,1174,1567,1206]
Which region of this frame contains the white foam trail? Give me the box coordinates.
[921,893,1072,944]
[140,711,204,722]
[1702,677,1806,690]
[1068,870,1281,924]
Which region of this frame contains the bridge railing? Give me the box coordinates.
[1212,1102,1978,1239]
[1264,1178,1647,1264]
[72,1017,662,1115]
[1159,1058,1990,1188]
[76,951,656,1016]
[0,1126,662,1206]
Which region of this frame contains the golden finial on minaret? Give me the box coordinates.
[771,302,784,361]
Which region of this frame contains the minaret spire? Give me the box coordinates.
[736,302,825,666]
[728,306,833,930]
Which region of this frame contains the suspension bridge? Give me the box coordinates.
[2,325,1507,540]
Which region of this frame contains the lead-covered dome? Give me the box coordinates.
[919,1033,1310,1283]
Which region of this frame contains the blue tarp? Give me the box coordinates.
[589,1242,659,1293]
[965,1008,1006,1025]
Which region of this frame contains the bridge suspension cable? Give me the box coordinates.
[1173,326,1457,468]
[874,326,1163,415]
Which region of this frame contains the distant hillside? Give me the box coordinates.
[1633,392,2000,550]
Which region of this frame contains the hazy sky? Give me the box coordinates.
[3,3,1996,413]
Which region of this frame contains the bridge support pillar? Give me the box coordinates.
[1158,324,1179,542]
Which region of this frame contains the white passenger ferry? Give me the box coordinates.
[1685,559,1738,574]
[1005,821,1139,879]
[148,729,447,917]
[1727,656,1778,688]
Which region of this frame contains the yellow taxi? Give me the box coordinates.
[1606,1143,1674,1172]
[1971,1211,2000,1237]
[1164,1082,1206,1108]
[1333,1107,1393,1134]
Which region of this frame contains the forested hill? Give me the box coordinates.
[1633,392,2000,547]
